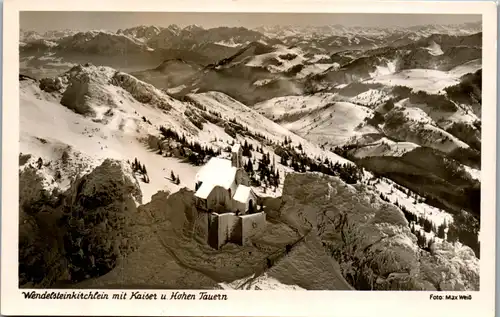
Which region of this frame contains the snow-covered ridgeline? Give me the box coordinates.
[369,176,453,228]
[218,273,304,290]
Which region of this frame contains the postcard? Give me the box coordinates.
[2,0,497,316]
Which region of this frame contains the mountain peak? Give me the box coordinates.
[167,24,181,31]
[184,24,204,32]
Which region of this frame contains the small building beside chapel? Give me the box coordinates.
[194,144,256,215]
[193,143,266,249]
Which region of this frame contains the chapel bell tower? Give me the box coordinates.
[231,143,243,168]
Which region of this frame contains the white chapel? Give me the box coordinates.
[194,143,257,215]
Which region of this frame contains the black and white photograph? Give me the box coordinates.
[2,0,497,316]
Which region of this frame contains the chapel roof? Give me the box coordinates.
[194,157,238,199]
[233,185,253,203]
[194,181,216,199]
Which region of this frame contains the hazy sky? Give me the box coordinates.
[20,11,481,32]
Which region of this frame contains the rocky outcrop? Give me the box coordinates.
[78,185,353,290]
[60,159,144,282]
[272,172,479,291]
[57,65,119,116]
[77,189,221,289]
[110,71,172,111]
[19,159,145,287]
[39,77,64,93]
[60,72,95,115]
[19,161,478,290]
[19,166,67,287]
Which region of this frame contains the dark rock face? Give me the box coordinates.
[18,159,144,287]
[274,173,479,291]
[19,167,68,287]
[39,77,63,93]
[60,73,95,115]
[61,160,143,282]
[110,72,172,111]
[19,74,38,82]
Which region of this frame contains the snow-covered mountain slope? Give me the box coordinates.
[299,33,481,94]
[21,64,352,204]
[255,69,479,153]
[20,71,197,203]
[218,272,304,290]
[281,101,377,147]
[343,131,480,184]
[56,31,153,54]
[116,25,162,43]
[131,58,203,90]
[369,176,453,228]
[241,43,384,79]
[365,68,472,94]
[20,29,78,42]
[350,137,420,158]
[20,27,482,112]
[396,96,479,131]
[425,41,444,56]
[146,25,277,51]
[214,39,245,48]
[297,63,340,79]
[186,91,350,165]
[368,59,398,77]
[381,102,470,154]
[254,93,338,121]
[448,58,482,77]
[243,45,307,73]
[254,94,377,147]
[347,88,392,108]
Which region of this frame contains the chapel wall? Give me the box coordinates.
[217,212,240,249]
[240,212,266,246]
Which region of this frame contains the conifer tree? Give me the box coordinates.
[281,155,288,166]
[158,141,163,155]
[427,238,435,250]
[246,159,254,175]
[437,222,446,239]
[447,225,458,244]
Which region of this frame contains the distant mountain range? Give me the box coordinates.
[20,21,481,56]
